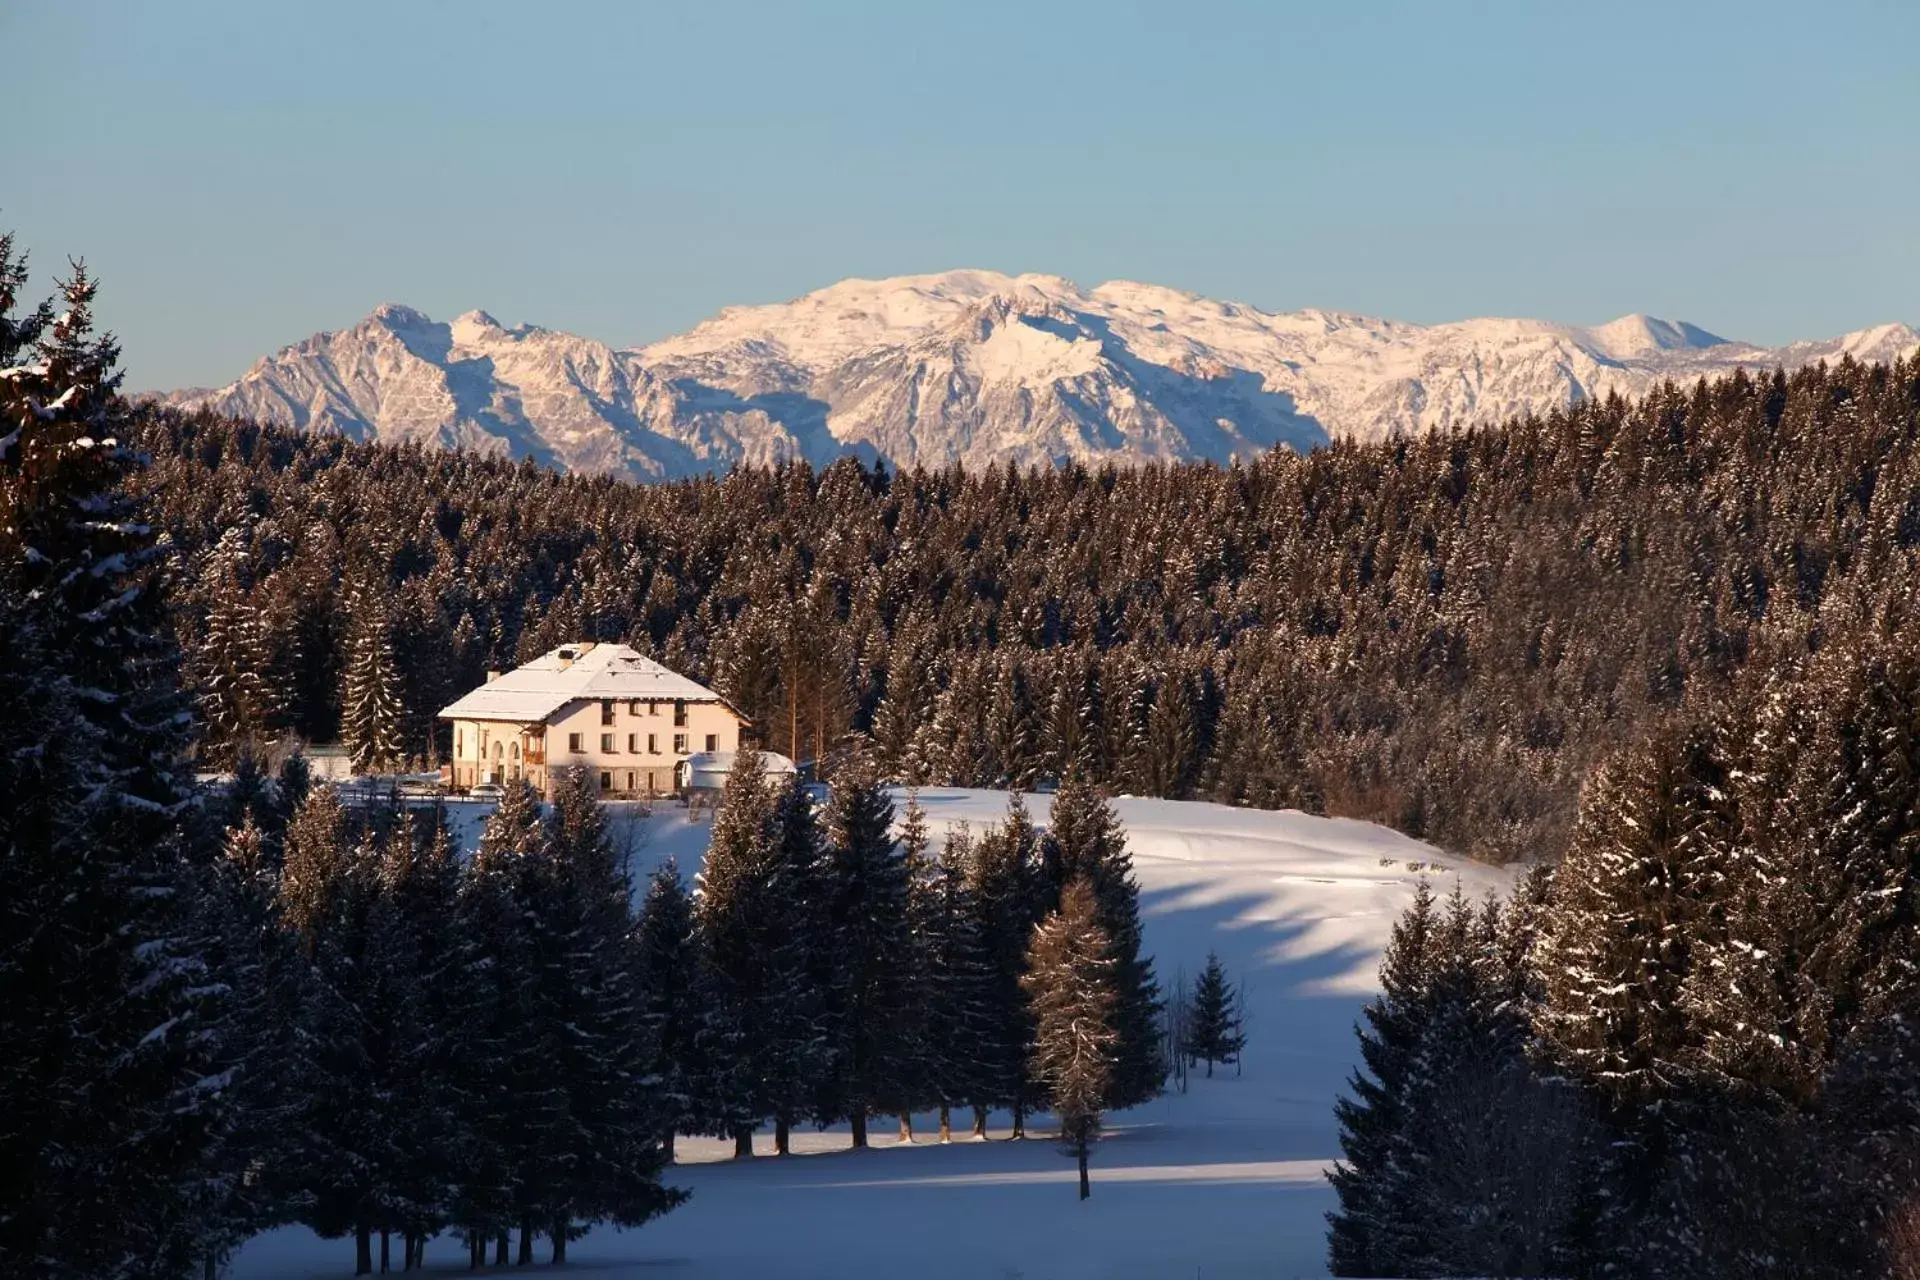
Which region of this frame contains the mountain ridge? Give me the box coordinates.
[158,271,1919,481]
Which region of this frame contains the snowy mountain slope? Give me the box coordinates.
[161,272,1919,481]
[233,788,1512,1279]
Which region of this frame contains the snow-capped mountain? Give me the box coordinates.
[158,272,1919,481]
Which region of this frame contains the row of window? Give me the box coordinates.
[599,770,663,793]
[568,731,716,756]
[601,698,689,727]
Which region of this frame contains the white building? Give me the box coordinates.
[439,642,749,799]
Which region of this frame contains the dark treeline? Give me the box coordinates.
[1330,598,1920,1277]
[140,351,1920,861]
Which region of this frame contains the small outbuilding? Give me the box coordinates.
[681,749,798,814]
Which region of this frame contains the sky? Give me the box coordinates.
[5,0,1916,391]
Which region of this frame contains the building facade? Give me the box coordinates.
[440,642,748,799]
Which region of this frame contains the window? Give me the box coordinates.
[511,742,520,760]
[705,733,717,752]
[626,771,636,792]
[648,700,659,717]
[456,729,463,757]
[648,733,658,754]
[673,733,688,755]
[628,699,641,717]
[674,699,687,726]
[628,733,638,753]
[600,700,615,726]
[601,733,615,753]
[494,742,503,760]
[599,771,612,791]
[568,733,583,753]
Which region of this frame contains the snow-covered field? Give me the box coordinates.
[234,789,1512,1279]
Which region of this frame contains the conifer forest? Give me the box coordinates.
[6,222,1920,1280]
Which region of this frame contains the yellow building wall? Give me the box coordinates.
[451,697,744,798]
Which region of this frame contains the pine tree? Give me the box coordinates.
[1184,953,1245,1077]
[1041,773,1164,1109]
[1022,877,1117,1200]
[0,253,226,1279]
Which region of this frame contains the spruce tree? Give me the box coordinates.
[1327,881,1437,1276]
[634,858,701,1161]
[1022,876,1117,1200]
[520,768,683,1260]
[342,599,406,773]
[1184,952,1245,1077]
[445,783,542,1263]
[0,254,226,1279]
[693,748,819,1157]
[924,824,997,1141]
[1042,773,1163,1109]
[966,794,1044,1137]
[817,748,915,1147]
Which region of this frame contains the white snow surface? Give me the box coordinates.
[157,271,1919,481]
[233,788,1513,1279]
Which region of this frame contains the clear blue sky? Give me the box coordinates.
[6,0,1916,390]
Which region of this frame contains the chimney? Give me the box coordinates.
[556,647,576,669]
[485,670,503,683]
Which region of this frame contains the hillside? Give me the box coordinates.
[158,272,1918,479]
[229,788,1513,1279]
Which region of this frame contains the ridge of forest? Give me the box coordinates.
[142,353,1920,863]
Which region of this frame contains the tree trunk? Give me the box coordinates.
[355,1221,373,1276]
[551,1218,568,1265]
[939,1102,952,1142]
[775,1114,791,1156]
[898,1112,913,1143]
[493,1231,508,1266]
[1078,1141,1090,1200]
[204,1250,218,1280]
[469,1233,482,1270]
[972,1105,988,1139]
[734,1126,754,1159]
[380,1227,391,1273]
[1011,1102,1026,1140]
[850,1106,869,1149]
[1206,1056,1213,1078]
[517,1222,534,1266]
[663,1129,676,1163]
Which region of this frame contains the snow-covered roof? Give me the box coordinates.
[438,643,737,725]
[686,750,798,784]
